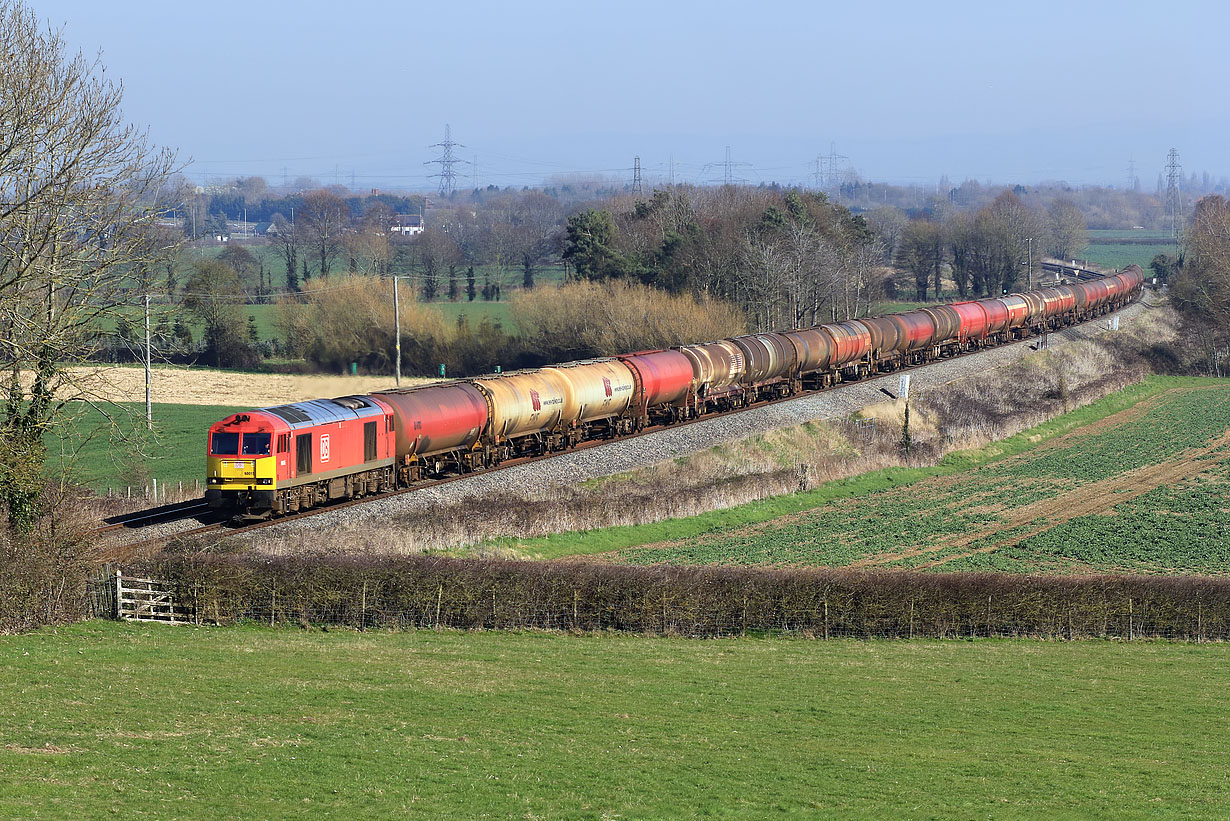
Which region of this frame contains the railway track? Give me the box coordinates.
[102,291,1141,560]
[97,499,217,533]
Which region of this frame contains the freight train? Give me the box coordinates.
[205,265,1145,515]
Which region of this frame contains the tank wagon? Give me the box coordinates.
[205,266,1144,515]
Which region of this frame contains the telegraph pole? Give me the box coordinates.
[393,275,402,387]
[1026,237,1033,290]
[144,293,152,429]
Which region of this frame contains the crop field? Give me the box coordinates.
[537,377,1230,574]
[0,622,1225,819]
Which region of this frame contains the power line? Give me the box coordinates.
[703,146,751,185]
[1165,147,1183,240]
[425,124,468,197]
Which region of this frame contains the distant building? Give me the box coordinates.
[390,213,424,236]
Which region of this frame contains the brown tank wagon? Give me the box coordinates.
[678,340,746,402]
[731,333,797,396]
[470,369,572,454]
[541,359,636,430]
[375,382,488,478]
[779,328,834,376]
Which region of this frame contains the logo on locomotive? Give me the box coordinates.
[320,433,331,462]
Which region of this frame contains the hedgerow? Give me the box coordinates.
[124,554,1230,640]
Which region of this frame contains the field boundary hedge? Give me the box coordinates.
[120,555,1230,641]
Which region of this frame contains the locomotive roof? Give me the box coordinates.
[256,396,385,429]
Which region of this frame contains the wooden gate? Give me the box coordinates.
[110,570,193,623]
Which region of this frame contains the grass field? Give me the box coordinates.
[46,402,244,492]
[1079,243,1177,271]
[0,622,1225,819]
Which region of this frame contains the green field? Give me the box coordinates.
[1,622,1225,819]
[1079,243,1177,271]
[489,376,1230,573]
[47,402,243,492]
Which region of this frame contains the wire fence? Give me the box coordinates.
[105,555,1230,642]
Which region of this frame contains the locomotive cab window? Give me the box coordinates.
[210,432,240,455]
[242,433,272,456]
[277,434,290,453]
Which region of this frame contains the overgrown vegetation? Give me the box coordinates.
[1170,195,1230,375]
[273,275,748,375]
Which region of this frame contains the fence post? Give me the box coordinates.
[361,580,367,630]
[572,589,578,629]
[153,478,158,503]
[909,599,915,640]
[1128,597,1133,641]
[823,597,829,640]
[114,569,122,620]
[435,583,443,628]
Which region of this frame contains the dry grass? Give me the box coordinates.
[23,365,428,407]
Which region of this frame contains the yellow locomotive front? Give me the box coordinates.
[205,413,280,510]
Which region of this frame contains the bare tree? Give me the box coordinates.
[1047,198,1087,260]
[299,189,349,276]
[270,213,299,290]
[898,221,942,302]
[0,1,180,529]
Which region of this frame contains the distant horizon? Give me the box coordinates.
[35,0,1230,193]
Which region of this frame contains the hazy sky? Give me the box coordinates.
[34,0,1230,191]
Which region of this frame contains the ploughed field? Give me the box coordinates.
[2,622,1225,819]
[588,377,1230,574]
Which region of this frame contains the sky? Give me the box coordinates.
[33,0,1230,192]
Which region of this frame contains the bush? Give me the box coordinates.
[0,486,98,633]
[511,280,748,362]
[274,275,454,374]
